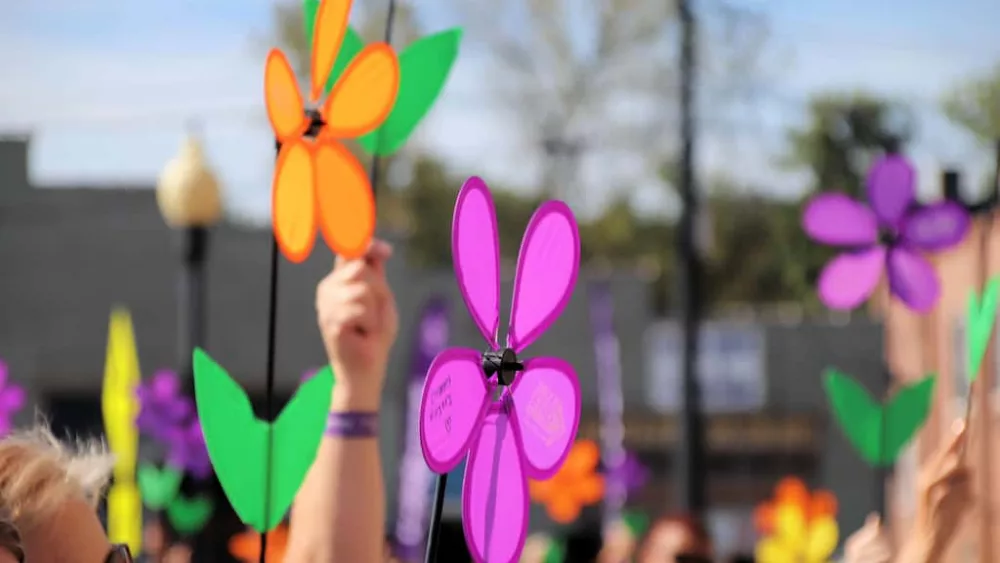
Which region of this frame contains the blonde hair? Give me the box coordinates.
[0,420,115,529]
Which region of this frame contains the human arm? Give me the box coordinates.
[285,240,398,563]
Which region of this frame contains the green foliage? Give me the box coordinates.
[942,63,1000,145]
[783,92,913,199]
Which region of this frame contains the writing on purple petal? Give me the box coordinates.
[908,211,960,244]
[524,382,565,446]
[428,375,453,434]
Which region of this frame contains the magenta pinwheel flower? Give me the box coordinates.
[418,177,582,563]
[0,362,25,437]
[802,154,970,312]
[136,369,194,440]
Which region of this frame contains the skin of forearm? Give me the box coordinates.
[286,381,386,563]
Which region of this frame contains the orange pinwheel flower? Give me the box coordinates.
[264,0,400,262]
[228,524,289,563]
[529,439,605,523]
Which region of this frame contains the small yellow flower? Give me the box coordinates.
[754,477,839,563]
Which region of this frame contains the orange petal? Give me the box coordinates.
[529,478,555,502]
[547,493,582,524]
[565,440,601,475]
[576,473,605,504]
[265,49,308,141]
[309,0,351,102]
[323,43,400,138]
[314,141,374,259]
[808,490,838,520]
[272,140,317,262]
[228,529,260,562]
[754,503,776,534]
[776,476,808,511]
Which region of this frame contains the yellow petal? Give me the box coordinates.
[775,503,807,549]
[755,537,793,563]
[805,516,839,561]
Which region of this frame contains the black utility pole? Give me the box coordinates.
[675,0,706,514]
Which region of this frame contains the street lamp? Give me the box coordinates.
[156,133,222,562]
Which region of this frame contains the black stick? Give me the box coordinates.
[424,473,449,563]
[260,141,282,563]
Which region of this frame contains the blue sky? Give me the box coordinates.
[0,0,997,223]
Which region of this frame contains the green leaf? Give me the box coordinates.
[883,374,936,464]
[137,464,183,510]
[966,276,1000,382]
[358,28,463,156]
[823,368,936,467]
[543,540,566,563]
[622,511,650,539]
[302,0,365,96]
[193,348,334,532]
[166,494,214,535]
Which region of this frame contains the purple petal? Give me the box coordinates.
[0,386,25,413]
[150,370,181,399]
[887,247,940,313]
[818,247,887,310]
[867,155,916,228]
[802,194,879,246]
[900,202,970,251]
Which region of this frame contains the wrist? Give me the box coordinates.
[330,379,382,412]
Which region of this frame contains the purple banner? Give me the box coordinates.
[589,280,627,525]
[394,296,450,560]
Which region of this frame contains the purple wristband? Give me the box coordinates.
[325,412,379,438]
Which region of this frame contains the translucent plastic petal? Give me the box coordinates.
[462,406,529,563]
[314,140,375,259]
[418,348,490,474]
[272,140,316,263]
[323,44,400,138]
[452,177,501,348]
[508,201,580,353]
[309,0,351,102]
[264,49,308,141]
[509,357,580,479]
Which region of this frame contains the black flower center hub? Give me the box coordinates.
[482,348,523,387]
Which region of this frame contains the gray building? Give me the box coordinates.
[0,136,885,556]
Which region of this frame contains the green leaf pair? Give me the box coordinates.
[136,464,214,534]
[193,348,335,533]
[966,277,1000,382]
[823,369,936,467]
[303,0,463,156]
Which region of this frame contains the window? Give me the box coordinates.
[645,322,766,413]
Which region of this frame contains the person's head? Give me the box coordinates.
[0,423,125,563]
[637,514,712,563]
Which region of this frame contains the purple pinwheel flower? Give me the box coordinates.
[135,370,193,440]
[606,452,650,495]
[0,362,25,437]
[803,155,970,312]
[165,420,212,480]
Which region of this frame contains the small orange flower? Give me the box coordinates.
[754,476,837,535]
[529,439,605,523]
[228,524,289,563]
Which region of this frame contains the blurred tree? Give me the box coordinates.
[450,0,770,201]
[783,92,913,199]
[941,62,1000,145]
